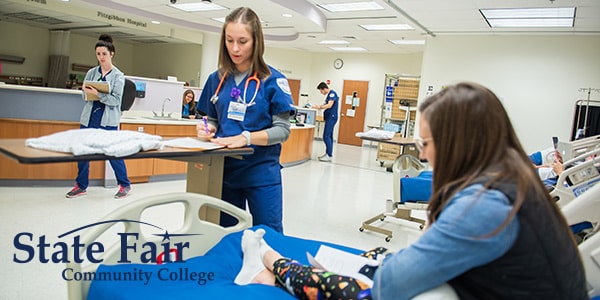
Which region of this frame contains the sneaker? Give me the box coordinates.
[319,155,332,162]
[318,153,327,159]
[66,184,86,198]
[114,185,131,199]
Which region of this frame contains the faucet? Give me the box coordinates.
[161,97,172,117]
[153,97,173,118]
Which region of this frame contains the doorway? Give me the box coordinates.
[338,80,369,146]
[287,79,301,106]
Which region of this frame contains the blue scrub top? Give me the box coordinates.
[198,66,295,188]
[323,90,339,119]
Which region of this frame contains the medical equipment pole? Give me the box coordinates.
[578,88,600,138]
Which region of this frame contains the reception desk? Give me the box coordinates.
[0,84,314,185]
[281,125,314,166]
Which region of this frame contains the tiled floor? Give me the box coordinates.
[0,141,424,299]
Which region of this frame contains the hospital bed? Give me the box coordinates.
[557,134,600,162]
[550,147,600,207]
[68,192,457,300]
[561,183,600,297]
[360,154,432,241]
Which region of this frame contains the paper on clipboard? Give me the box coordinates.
[83,81,110,101]
[306,245,377,287]
[161,137,224,151]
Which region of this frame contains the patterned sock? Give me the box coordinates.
[360,247,390,263]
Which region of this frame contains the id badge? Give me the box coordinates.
[227,101,246,121]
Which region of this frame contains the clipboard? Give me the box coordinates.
[83,81,110,101]
[161,137,224,151]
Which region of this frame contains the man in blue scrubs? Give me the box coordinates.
[314,82,339,162]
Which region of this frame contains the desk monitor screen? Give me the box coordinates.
[134,81,146,98]
[295,111,307,124]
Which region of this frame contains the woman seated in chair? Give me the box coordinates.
[235,82,587,300]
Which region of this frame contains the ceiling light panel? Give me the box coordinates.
[318,2,384,13]
[481,7,575,28]
[481,7,575,19]
[360,24,414,31]
[388,39,425,45]
[329,46,367,52]
[318,40,350,44]
[487,18,574,27]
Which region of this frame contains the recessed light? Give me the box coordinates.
[282,13,293,18]
[151,20,161,25]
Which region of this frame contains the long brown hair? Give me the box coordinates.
[182,89,196,111]
[420,82,552,233]
[218,7,270,80]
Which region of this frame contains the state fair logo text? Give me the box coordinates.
[12,220,215,286]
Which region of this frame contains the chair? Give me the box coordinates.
[360,154,431,241]
[121,78,136,112]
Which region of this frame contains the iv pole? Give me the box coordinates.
[578,87,600,138]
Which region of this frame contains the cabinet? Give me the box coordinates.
[0,118,105,180]
[377,74,421,163]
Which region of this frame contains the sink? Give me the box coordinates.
[142,116,177,121]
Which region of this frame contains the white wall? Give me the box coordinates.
[131,43,203,86]
[308,52,423,129]
[0,21,50,80]
[419,35,600,153]
[69,33,135,75]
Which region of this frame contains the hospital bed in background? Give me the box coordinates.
[561,183,600,297]
[68,192,458,300]
[550,147,600,207]
[360,154,432,241]
[557,134,600,162]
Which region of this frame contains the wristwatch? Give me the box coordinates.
[241,130,251,145]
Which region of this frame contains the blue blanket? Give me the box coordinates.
[87,225,363,300]
[400,171,433,203]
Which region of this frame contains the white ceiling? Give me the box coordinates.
[0,0,599,54]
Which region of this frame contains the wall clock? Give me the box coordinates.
[333,58,344,69]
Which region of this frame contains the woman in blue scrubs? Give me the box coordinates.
[66,33,131,199]
[196,7,295,233]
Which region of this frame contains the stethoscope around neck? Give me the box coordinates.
[210,71,261,107]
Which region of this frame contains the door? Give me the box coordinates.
[287,79,301,106]
[338,80,369,146]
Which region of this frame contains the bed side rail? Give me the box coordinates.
[66,192,252,300]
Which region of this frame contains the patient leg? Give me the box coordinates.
[257,238,371,300]
[234,229,269,285]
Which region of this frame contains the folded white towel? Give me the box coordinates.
[355,128,396,140]
[26,128,163,157]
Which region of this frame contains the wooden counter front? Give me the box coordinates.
[0,118,105,180]
[280,125,314,166]
[0,118,313,183]
[0,118,198,183]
